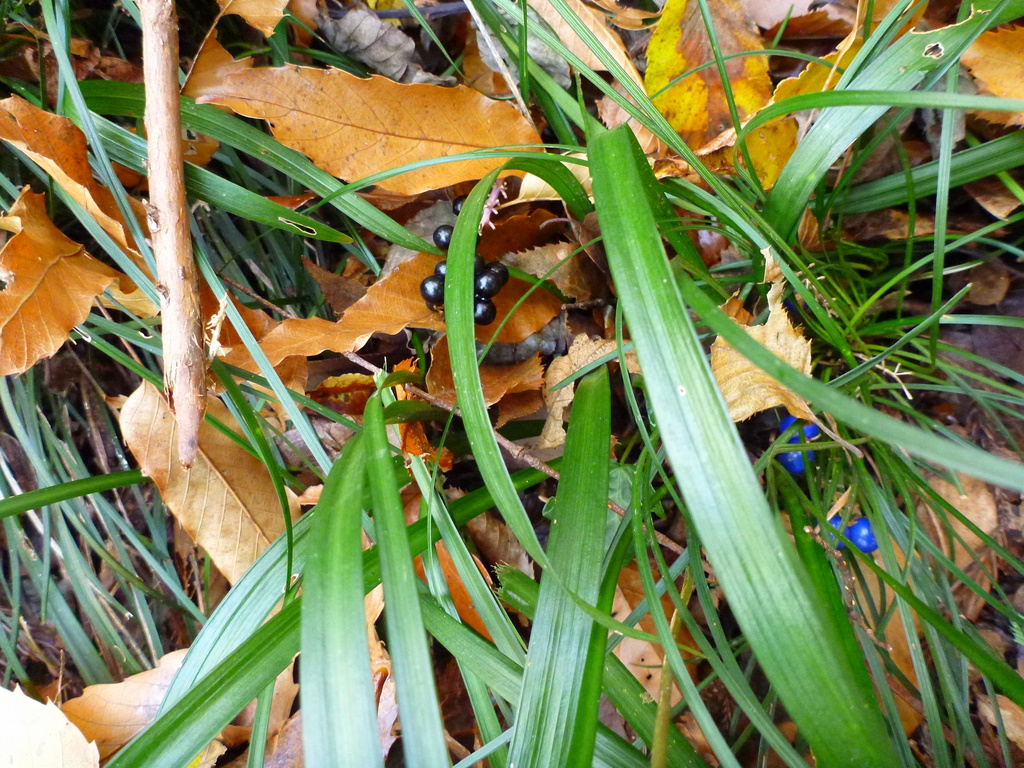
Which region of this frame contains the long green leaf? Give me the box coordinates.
[508,367,610,768]
[590,124,901,767]
[301,435,383,768]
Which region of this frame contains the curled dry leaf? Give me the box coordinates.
[62,650,189,760]
[0,95,156,316]
[645,0,772,147]
[0,686,99,768]
[120,381,298,584]
[194,63,541,195]
[710,283,813,422]
[504,241,607,302]
[538,335,640,449]
[0,189,117,376]
[978,695,1024,750]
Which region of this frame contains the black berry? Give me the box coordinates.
[485,262,508,287]
[433,224,454,249]
[452,195,466,215]
[475,269,504,298]
[420,274,445,308]
[473,255,485,275]
[474,297,497,325]
[433,260,447,278]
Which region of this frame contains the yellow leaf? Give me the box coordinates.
[192,64,542,195]
[0,686,99,768]
[645,0,772,147]
[962,25,1024,128]
[120,381,297,584]
[0,189,117,375]
[710,283,812,422]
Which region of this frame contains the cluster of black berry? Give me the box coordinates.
[419,196,510,325]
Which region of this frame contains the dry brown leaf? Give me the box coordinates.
[917,471,998,620]
[62,650,188,759]
[711,283,812,422]
[0,189,118,375]
[0,686,99,768]
[539,335,640,449]
[496,389,545,428]
[965,175,1024,220]
[467,511,535,578]
[517,153,593,203]
[120,381,297,584]
[218,0,289,35]
[304,257,367,316]
[223,662,299,748]
[645,0,772,147]
[527,0,643,86]
[596,84,666,156]
[503,241,606,302]
[584,0,661,30]
[978,694,1024,750]
[262,711,304,767]
[426,335,545,407]
[193,63,541,195]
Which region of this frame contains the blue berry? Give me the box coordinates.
[846,518,878,554]
[780,415,820,443]
[434,260,447,278]
[777,450,806,475]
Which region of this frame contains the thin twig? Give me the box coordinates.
[141,0,206,466]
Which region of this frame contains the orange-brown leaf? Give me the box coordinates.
[217,0,289,35]
[193,64,542,195]
[62,650,189,759]
[426,335,544,408]
[0,189,118,375]
[962,25,1024,128]
[120,381,297,584]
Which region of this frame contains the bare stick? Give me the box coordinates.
[141,0,206,466]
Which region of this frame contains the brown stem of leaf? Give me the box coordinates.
[142,0,206,467]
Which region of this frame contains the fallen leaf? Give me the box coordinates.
[585,0,661,30]
[466,510,535,579]
[0,189,118,375]
[527,0,643,86]
[463,28,509,96]
[711,283,813,422]
[538,335,640,448]
[262,711,303,767]
[645,0,772,147]
[503,241,607,301]
[218,0,289,35]
[304,257,367,316]
[182,34,254,100]
[962,25,1024,127]
[316,1,453,85]
[194,63,541,195]
[597,84,666,155]
[916,471,999,620]
[978,695,1024,750]
[0,686,99,768]
[425,335,545,408]
[965,175,1024,220]
[224,662,299,748]
[120,381,298,584]
[62,650,188,759]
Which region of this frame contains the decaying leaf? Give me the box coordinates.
[962,26,1024,128]
[538,335,640,449]
[120,381,298,584]
[711,283,813,422]
[0,686,99,768]
[304,257,367,316]
[194,63,541,195]
[317,1,453,85]
[645,0,772,147]
[182,34,254,100]
[466,510,535,579]
[62,650,189,759]
[0,189,118,376]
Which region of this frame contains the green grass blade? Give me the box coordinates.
[0,470,146,519]
[590,124,901,767]
[508,366,611,768]
[301,435,384,768]
[364,394,450,768]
